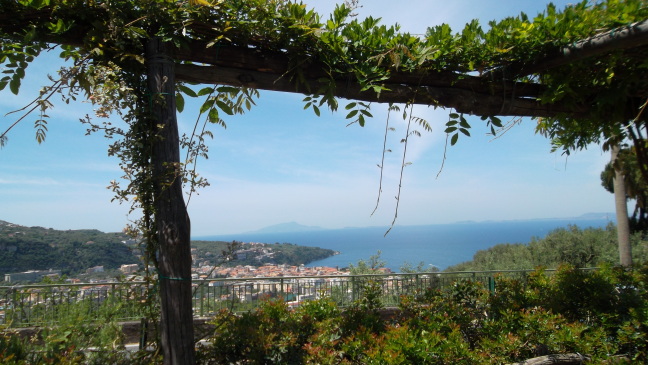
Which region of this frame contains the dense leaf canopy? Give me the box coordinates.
[1,0,648,143]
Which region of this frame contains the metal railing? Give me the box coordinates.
[0,269,584,327]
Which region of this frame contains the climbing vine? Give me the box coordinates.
[2,0,648,360]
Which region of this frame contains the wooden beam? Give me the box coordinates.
[175,63,583,118]
[492,20,648,77]
[173,41,543,97]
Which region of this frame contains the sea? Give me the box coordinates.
[196,218,614,271]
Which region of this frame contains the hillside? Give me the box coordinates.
[191,240,336,267]
[0,221,337,277]
[445,224,648,271]
[0,220,138,275]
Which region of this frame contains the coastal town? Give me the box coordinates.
[0,221,402,323]
[1,220,381,285]
[0,241,398,324]
[85,242,391,282]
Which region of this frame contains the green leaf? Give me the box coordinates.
[177,84,197,98]
[313,105,321,116]
[176,93,185,113]
[216,86,239,93]
[450,133,459,146]
[445,127,457,133]
[345,102,357,110]
[199,99,214,114]
[459,120,471,129]
[9,77,20,95]
[449,113,459,119]
[197,87,213,97]
[346,109,358,119]
[490,116,503,127]
[360,109,372,117]
[358,114,365,127]
[216,100,234,115]
[460,128,470,136]
[208,107,219,123]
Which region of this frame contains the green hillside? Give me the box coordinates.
[446,224,648,271]
[0,221,337,276]
[0,220,138,275]
[192,240,337,267]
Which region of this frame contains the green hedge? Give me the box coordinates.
[199,263,648,364]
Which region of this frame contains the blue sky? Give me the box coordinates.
[1,0,616,236]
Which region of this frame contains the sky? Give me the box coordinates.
[0,0,617,236]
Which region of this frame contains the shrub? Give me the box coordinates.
[202,297,341,364]
[199,264,648,364]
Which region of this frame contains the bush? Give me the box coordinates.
[200,263,648,364]
[201,297,341,364]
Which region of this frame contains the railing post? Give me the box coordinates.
[488,276,495,294]
[12,289,18,325]
[199,284,204,317]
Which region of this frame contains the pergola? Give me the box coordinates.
[2,1,648,364]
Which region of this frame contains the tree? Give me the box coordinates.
[2,0,647,363]
[601,144,648,232]
[348,251,387,275]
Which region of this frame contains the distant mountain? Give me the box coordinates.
[510,213,615,222]
[205,213,615,237]
[457,213,614,225]
[574,212,614,220]
[247,222,325,234]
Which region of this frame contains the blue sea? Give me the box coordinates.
[196,218,613,271]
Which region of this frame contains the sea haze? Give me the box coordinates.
[196,217,613,271]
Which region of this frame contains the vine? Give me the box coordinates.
[2,0,648,360]
[370,104,396,217]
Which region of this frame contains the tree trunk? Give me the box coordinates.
[506,353,591,365]
[612,145,633,267]
[146,37,196,365]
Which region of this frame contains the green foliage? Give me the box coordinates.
[446,223,648,272]
[0,221,138,277]
[444,113,472,146]
[0,292,150,364]
[0,331,29,364]
[200,297,341,364]
[191,240,336,267]
[399,261,439,273]
[601,146,648,232]
[347,251,386,275]
[3,0,646,140]
[199,263,648,364]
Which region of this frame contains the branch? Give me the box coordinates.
[506,353,591,365]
